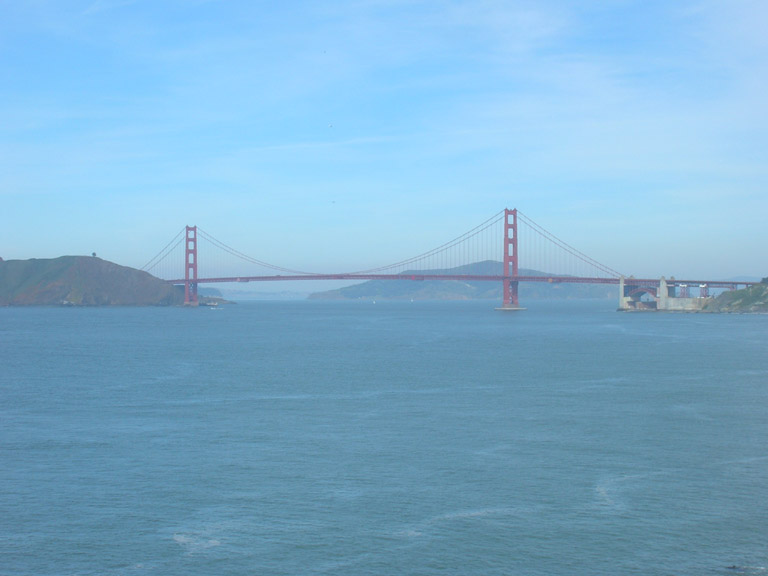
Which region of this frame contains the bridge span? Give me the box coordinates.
[143,208,756,309]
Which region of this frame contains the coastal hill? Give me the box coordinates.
[704,278,768,312]
[0,256,185,306]
[309,261,615,301]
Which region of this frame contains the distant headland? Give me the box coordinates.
[308,262,616,301]
[703,279,768,313]
[0,256,187,306]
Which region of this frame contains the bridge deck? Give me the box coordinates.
[166,274,756,289]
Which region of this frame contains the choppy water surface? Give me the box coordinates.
[1,300,767,575]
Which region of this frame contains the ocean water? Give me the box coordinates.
[1,300,767,576]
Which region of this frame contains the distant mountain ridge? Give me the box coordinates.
[0,256,184,306]
[309,261,616,301]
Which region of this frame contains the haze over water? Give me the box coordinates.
[2,300,767,575]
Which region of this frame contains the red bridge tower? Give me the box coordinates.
[500,208,522,310]
[185,226,198,306]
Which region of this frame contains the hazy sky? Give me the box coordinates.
[1,0,766,279]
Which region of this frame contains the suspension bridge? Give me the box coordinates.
[141,209,756,310]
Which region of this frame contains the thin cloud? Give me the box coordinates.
[82,0,142,16]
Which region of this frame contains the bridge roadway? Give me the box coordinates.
[168,274,756,289]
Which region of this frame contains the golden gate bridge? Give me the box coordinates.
[141,209,756,309]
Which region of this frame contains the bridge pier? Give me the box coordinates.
[496,278,526,311]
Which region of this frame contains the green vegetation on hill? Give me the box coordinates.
[309,261,616,301]
[0,256,184,306]
[704,278,768,313]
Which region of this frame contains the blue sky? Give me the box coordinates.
[1,0,766,279]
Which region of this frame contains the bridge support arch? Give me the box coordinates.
[619,276,660,310]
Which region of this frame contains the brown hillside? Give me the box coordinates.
[0,256,184,306]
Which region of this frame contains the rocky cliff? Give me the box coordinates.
[704,280,768,313]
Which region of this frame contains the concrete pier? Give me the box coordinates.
[619,276,712,311]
